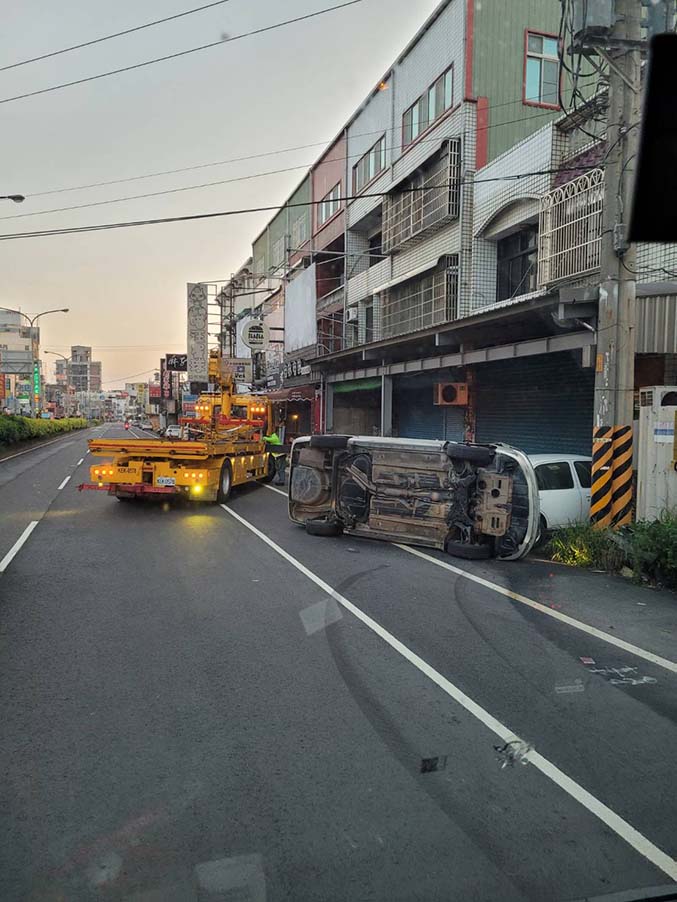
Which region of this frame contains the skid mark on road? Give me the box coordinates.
[220,502,677,883]
[398,545,677,676]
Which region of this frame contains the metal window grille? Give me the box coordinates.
[538,168,604,286]
[382,140,461,254]
[380,256,459,340]
[291,213,309,248]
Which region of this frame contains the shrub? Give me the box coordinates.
[546,514,677,590]
[0,415,88,447]
[546,523,624,571]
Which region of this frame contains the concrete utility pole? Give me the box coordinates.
[591,0,642,529]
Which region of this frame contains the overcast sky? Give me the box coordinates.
[1,0,440,386]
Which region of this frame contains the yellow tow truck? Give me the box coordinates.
[79,353,275,503]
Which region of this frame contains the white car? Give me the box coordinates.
[164,425,182,440]
[529,454,592,542]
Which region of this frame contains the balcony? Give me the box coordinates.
[538,168,604,287]
[316,283,345,315]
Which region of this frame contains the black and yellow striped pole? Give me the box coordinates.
[590,425,614,527]
[591,424,634,529]
[610,424,633,527]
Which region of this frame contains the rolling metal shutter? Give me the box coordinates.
[394,374,465,441]
[474,352,594,455]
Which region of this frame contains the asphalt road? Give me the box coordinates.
[1,424,677,902]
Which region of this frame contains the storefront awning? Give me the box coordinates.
[332,377,382,393]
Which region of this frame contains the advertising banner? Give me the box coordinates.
[160,358,173,400]
[221,357,253,383]
[166,353,188,372]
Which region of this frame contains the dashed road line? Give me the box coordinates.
[77,458,84,466]
[0,521,39,573]
[263,484,287,497]
[220,502,677,882]
[57,475,71,491]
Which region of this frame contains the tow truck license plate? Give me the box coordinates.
[157,477,176,486]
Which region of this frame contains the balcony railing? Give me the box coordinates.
[538,168,604,287]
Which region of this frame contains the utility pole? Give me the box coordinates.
[590,0,642,529]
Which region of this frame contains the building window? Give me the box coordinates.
[271,236,286,270]
[291,212,309,248]
[368,232,382,268]
[381,258,458,340]
[354,136,386,194]
[402,66,453,149]
[318,183,341,226]
[525,32,559,107]
[383,140,461,254]
[496,226,538,301]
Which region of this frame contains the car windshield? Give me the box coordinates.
[2,3,676,902]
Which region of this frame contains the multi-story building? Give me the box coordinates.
[64,346,102,392]
[227,0,676,455]
[0,310,38,413]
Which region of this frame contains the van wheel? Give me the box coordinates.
[217,461,232,502]
[309,435,351,450]
[305,518,343,537]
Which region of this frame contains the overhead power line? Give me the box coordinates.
[0,165,602,243]
[0,0,236,73]
[0,1,363,106]
[27,95,559,199]
[7,109,563,221]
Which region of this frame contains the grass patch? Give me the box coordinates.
[545,514,677,590]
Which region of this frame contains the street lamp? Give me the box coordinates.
[0,195,25,203]
[0,307,69,417]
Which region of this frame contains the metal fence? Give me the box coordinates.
[538,168,604,287]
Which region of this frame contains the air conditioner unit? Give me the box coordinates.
[346,307,359,322]
[433,382,468,406]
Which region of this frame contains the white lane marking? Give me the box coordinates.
[77,458,84,466]
[220,502,677,881]
[57,475,71,491]
[264,484,287,497]
[398,545,677,676]
[0,521,39,573]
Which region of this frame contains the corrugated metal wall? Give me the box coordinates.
[474,352,594,454]
[394,373,465,440]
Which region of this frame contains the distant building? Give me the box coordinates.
[64,345,102,392]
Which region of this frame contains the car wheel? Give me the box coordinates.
[305,518,343,537]
[446,539,491,560]
[217,461,233,502]
[445,444,494,466]
[308,435,351,450]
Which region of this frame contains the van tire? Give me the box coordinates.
[446,444,494,466]
[217,461,233,502]
[309,435,351,450]
[445,540,491,560]
[305,518,343,537]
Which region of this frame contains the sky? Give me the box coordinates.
[1,0,441,387]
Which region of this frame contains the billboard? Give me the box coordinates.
[285,264,317,353]
[148,383,161,400]
[160,358,173,400]
[187,283,209,382]
[221,357,253,383]
[166,353,188,372]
